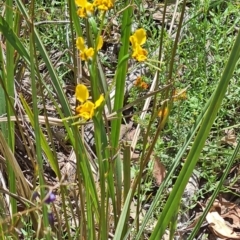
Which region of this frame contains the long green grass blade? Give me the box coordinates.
[113,189,133,240]
[0,16,30,65]
[111,3,132,146]
[109,1,133,223]
[0,39,7,139]
[5,0,17,224]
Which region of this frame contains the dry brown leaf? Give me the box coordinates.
[223,209,240,229]
[221,129,237,147]
[206,211,240,239]
[152,156,166,186]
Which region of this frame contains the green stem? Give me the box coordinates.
[6,0,17,227]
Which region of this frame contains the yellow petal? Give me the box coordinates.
[75,84,89,103]
[131,29,146,46]
[93,0,100,6]
[77,8,87,18]
[94,94,104,108]
[93,0,113,10]
[77,101,95,119]
[78,112,90,119]
[134,28,146,45]
[132,45,148,62]
[84,101,95,118]
[80,52,87,61]
[140,82,148,89]
[76,37,85,51]
[86,2,94,15]
[76,105,91,119]
[97,36,103,51]
[75,0,87,7]
[85,48,94,58]
[80,48,94,60]
[129,35,137,48]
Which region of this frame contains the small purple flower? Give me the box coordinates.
[44,192,56,204]
[48,212,55,226]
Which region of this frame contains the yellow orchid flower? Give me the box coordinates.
[75,0,94,18]
[76,37,94,61]
[130,29,148,62]
[75,84,104,120]
[76,36,103,61]
[93,0,114,11]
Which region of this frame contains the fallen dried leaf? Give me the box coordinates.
[223,209,240,229]
[152,156,166,186]
[206,211,240,239]
[221,129,237,147]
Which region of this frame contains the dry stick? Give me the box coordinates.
[130,0,180,157]
[169,0,181,34]
[0,115,64,126]
[34,20,71,26]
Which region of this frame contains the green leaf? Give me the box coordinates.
[0,16,30,64]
